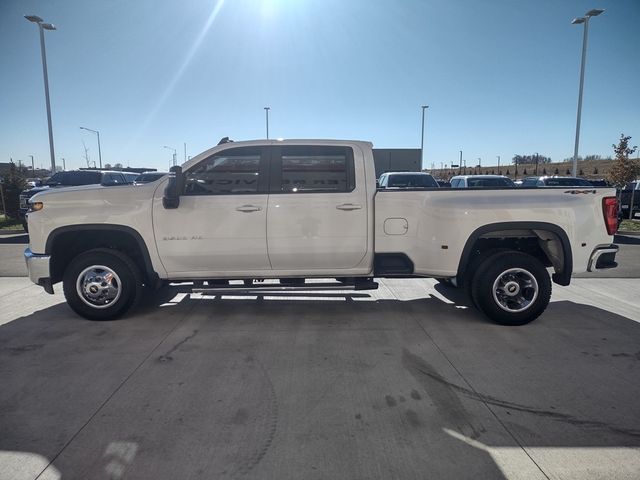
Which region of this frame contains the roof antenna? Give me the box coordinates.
[217,137,233,145]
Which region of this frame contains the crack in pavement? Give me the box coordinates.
[413,364,640,439]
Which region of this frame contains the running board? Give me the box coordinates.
[192,281,378,295]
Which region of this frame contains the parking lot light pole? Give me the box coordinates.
[25,15,57,174]
[571,8,604,177]
[420,105,429,169]
[264,107,270,139]
[497,155,500,174]
[459,150,462,175]
[80,127,102,169]
[28,155,35,172]
[163,146,177,167]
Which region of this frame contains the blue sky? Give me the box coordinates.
[1,0,639,171]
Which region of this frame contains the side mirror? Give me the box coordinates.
[163,166,185,209]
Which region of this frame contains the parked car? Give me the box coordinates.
[25,178,43,188]
[520,176,594,187]
[435,179,451,188]
[18,170,130,231]
[619,180,640,220]
[589,178,610,187]
[450,175,515,188]
[122,172,139,184]
[377,172,439,189]
[25,139,618,326]
[134,171,168,184]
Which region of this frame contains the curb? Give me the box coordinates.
[0,229,27,235]
[616,231,640,236]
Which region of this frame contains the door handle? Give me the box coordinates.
[236,205,262,213]
[336,203,362,211]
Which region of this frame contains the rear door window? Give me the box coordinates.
[272,145,355,193]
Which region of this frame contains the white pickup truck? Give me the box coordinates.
[24,139,619,325]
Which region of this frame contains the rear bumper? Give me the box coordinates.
[587,244,618,272]
[24,248,54,294]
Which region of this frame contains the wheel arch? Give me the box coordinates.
[456,222,573,286]
[46,224,158,286]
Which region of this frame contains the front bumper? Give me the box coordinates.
[587,244,618,272]
[24,248,54,294]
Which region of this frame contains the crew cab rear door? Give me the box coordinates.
[266,144,369,271]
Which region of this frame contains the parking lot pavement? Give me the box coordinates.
[1,278,639,480]
[0,234,28,277]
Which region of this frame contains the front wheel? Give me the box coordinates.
[63,249,142,321]
[470,251,551,326]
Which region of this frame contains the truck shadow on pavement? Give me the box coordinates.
[1,286,639,479]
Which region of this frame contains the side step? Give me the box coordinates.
[192,280,378,295]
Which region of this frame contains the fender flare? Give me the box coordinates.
[456,222,573,286]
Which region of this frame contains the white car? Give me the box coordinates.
[450,175,515,188]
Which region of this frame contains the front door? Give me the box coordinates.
[152,145,271,276]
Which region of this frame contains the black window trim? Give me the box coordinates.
[269,145,356,194]
[182,145,270,196]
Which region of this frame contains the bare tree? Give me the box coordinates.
[81,141,91,168]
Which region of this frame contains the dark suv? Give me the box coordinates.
[18,170,129,231]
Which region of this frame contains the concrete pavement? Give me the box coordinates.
[1,277,639,480]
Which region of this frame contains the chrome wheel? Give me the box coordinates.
[76,265,122,309]
[492,268,539,313]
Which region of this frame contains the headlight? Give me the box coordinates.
[29,201,44,212]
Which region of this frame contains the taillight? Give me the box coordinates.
[602,196,618,235]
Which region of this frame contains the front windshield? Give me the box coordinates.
[46,171,102,186]
[544,178,593,187]
[467,177,515,187]
[388,175,438,188]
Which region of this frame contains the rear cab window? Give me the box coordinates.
[271,145,355,193]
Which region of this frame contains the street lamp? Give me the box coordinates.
[80,127,102,169]
[163,146,177,167]
[571,8,605,177]
[497,155,500,174]
[25,15,57,174]
[420,105,429,169]
[264,107,270,139]
[28,155,35,172]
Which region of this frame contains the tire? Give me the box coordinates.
[63,249,142,321]
[470,251,551,326]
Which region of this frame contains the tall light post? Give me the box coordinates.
[25,15,57,173]
[459,150,463,175]
[28,155,35,172]
[264,107,270,139]
[420,105,429,169]
[80,127,102,169]
[497,155,500,174]
[571,8,604,177]
[163,146,177,167]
